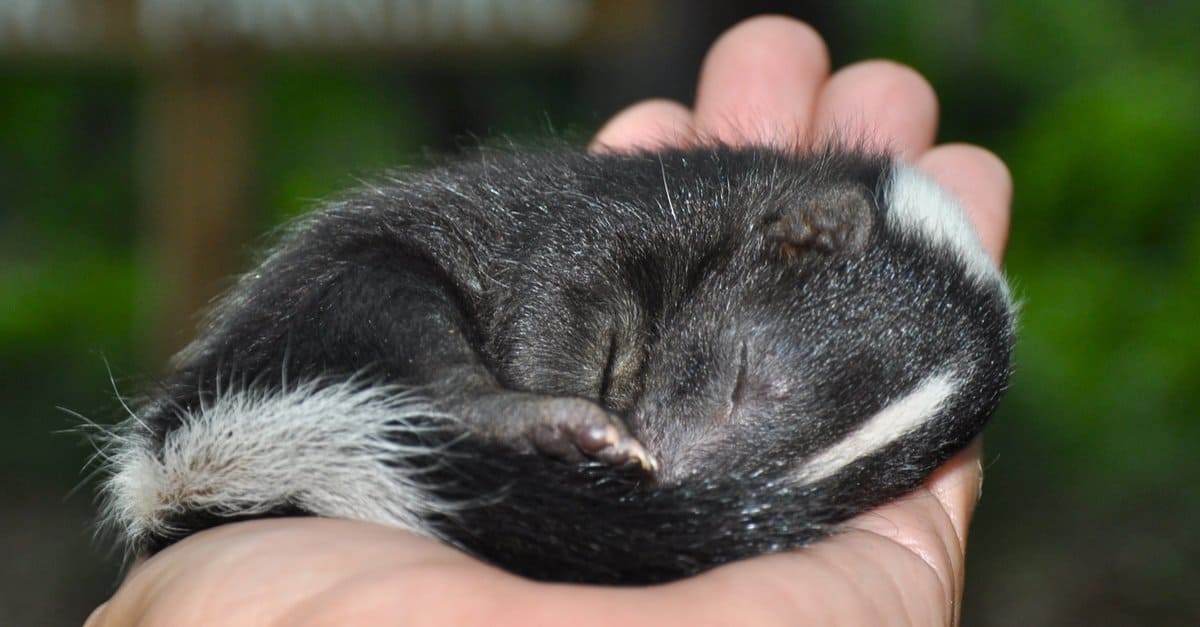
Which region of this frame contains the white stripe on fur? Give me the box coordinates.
[102,381,455,546]
[797,371,958,483]
[886,164,1006,292]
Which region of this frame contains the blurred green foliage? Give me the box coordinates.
[258,66,429,224]
[0,70,139,484]
[840,2,1200,623]
[846,0,1200,494]
[1,1,1198,624]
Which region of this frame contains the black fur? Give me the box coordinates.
[115,145,1014,584]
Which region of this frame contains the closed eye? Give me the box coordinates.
[730,341,749,409]
[598,328,618,403]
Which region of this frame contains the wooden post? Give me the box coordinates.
[140,52,255,361]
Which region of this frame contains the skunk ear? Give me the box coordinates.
[765,183,875,260]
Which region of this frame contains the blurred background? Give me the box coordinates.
[2,0,1197,624]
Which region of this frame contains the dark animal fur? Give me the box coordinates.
[105,144,1014,584]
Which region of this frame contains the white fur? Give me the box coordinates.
[797,370,958,483]
[102,381,458,546]
[886,164,1007,295]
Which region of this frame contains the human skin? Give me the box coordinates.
[87,15,1011,627]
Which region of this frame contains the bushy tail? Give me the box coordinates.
[100,376,991,584]
[419,434,949,584]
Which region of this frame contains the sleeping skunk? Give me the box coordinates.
[101,144,1015,585]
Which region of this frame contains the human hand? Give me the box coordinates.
[87,15,1011,627]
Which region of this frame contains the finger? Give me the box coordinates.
[693,15,831,147]
[813,60,939,160]
[925,439,985,550]
[84,603,108,627]
[591,99,695,153]
[917,144,1013,263]
[925,441,986,625]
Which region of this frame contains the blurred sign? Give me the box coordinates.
[0,0,654,55]
[0,0,89,51]
[139,0,593,48]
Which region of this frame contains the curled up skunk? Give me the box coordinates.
[100,144,1015,585]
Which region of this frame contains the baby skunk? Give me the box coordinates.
[101,144,1015,585]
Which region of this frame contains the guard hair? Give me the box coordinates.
[96,143,1015,583]
[100,380,460,553]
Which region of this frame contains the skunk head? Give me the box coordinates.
[474,150,1013,483]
